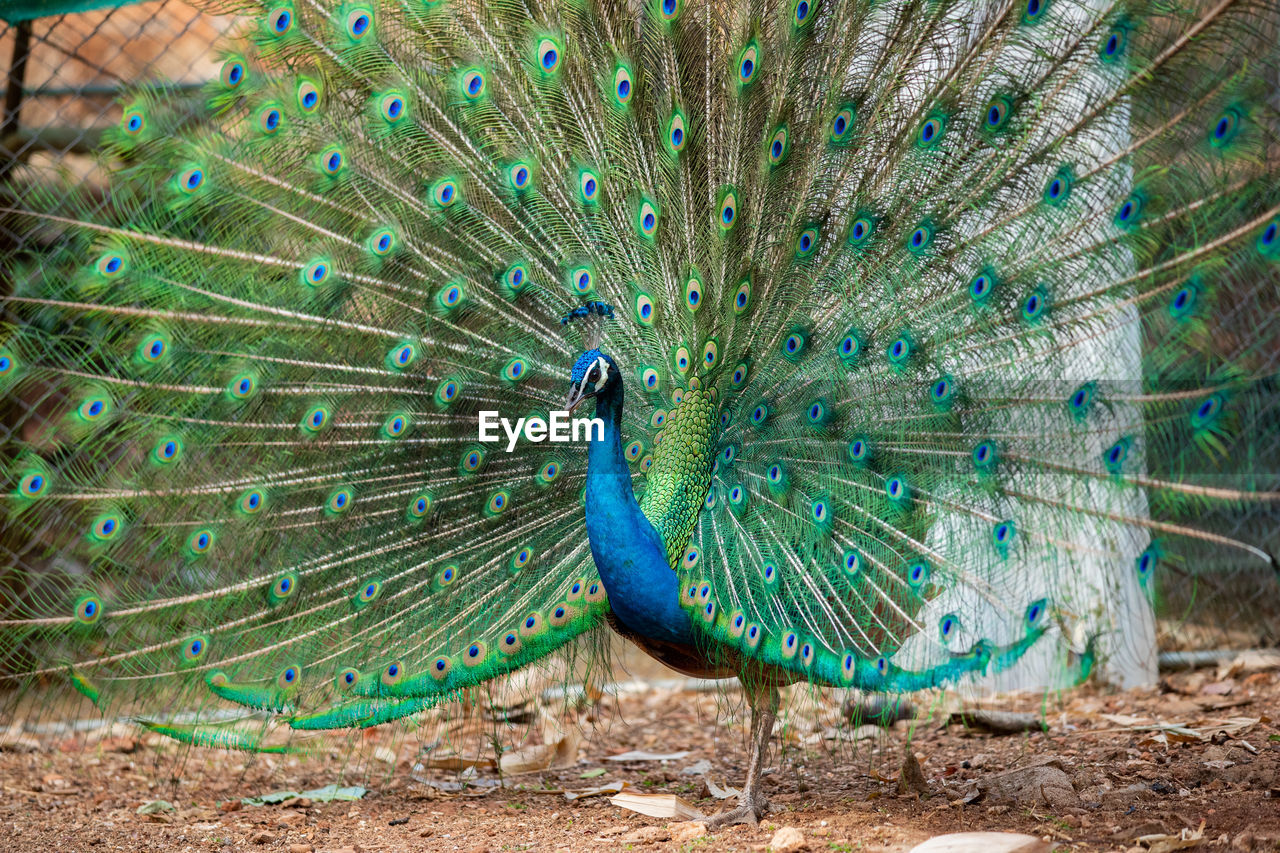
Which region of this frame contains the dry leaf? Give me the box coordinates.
[564,780,628,801]
[704,778,741,800]
[609,791,705,820]
[499,728,581,775]
[1138,820,1206,853]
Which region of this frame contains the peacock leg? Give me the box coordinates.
[706,682,780,828]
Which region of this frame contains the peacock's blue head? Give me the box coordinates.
[565,349,618,412]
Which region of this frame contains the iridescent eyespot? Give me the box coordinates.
[842,550,861,576]
[297,80,320,113]
[463,642,487,667]
[718,190,738,230]
[177,167,205,194]
[1025,598,1047,625]
[512,548,533,570]
[829,105,854,143]
[536,460,561,484]
[182,636,209,662]
[502,358,527,383]
[257,105,283,134]
[811,499,829,524]
[152,436,182,464]
[625,441,643,462]
[432,179,458,208]
[78,394,110,422]
[569,266,593,294]
[536,37,562,74]
[336,668,359,690]
[972,441,998,470]
[519,612,545,637]
[766,462,785,487]
[278,665,301,688]
[188,528,214,555]
[685,276,703,311]
[487,491,509,514]
[752,404,770,426]
[635,293,655,325]
[1190,393,1224,429]
[1136,548,1158,577]
[969,271,994,302]
[408,494,431,518]
[508,162,531,192]
[1022,288,1050,322]
[917,116,945,146]
[379,92,407,124]
[767,126,789,166]
[438,282,464,310]
[346,7,372,40]
[792,0,814,26]
[301,259,331,287]
[1022,0,1048,23]
[983,96,1011,131]
[847,438,870,463]
[228,373,256,399]
[301,404,330,433]
[1067,382,1095,418]
[992,520,1016,550]
[266,5,293,35]
[461,68,486,100]
[238,488,266,514]
[907,222,934,252]
[667,112,686,153]
[658,0,681,22]
[121,109,145,135]
[326,489,352,514]
[437,564,458,587]
[651,409,667,428]
[90,513,122,542]
[1099,23,1127,62]
[794,226,819,258]
[783,332,805,357]
[886,476,908,501]
[637,199,659,237]
[641,367,659,389]
[319,147,345,177]
[613,64,633,106]
[138,333,168,362]
[437,378,460,405]
[1114,193,1144,228]
[382,661,405,685]
[733,278,752,313]
[1209,108,1243,148]
[18,471,47,498]
[384,343,414,368]
[887,336,911,364]
[737,42,759,85]
[75,595,102,625]
[503,262,529,293]
[220,59,245,90]
[1044,168,1073,205]
[579,169,599,203]
[1258,220,1280,258]
[940,614,959,639]
[673,345,691,374]
[847,217,874,246]
[0,353,14,377]
[730,362,748,387]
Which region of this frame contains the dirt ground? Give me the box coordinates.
[2,648,1278,853]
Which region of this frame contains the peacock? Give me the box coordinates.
[2,0,1279,828]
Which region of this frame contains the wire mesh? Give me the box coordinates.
[0,3,1276,668]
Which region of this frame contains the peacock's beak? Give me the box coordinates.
[564,383,595,414]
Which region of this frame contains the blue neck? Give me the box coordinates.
[583,381,695,646]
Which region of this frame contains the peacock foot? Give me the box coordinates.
[705,791,772,828]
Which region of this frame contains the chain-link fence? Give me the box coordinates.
[0,2,1277,667]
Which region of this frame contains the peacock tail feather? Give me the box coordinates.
[1,0,1278,751]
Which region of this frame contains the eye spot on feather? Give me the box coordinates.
[658,0,681,22]
[536,37,562,75]
[1211,110,1242,148]
[355,580,381,606]
[122,109,145,136]
[794,226,819,258]
[685,276,703,311]
[917,116,945,147]
[266,5,292,35]
[767,126,789,166]
[519,612,545,637]
[1067,382,1095,420]
[792,0,814,27]
[1113,193,1144,229]
[752,404,770,426]
[89,513,122,542]
[1257,220,1279,258]
[486,490,510,515]
[667,112,687,153]
[579,169,599,203]
[177,167,205,194]
[296,80,320,114]
[462,69,486,100]
[379,93,406,124]
[408,494,431,519]
[887,336,911,365]
[613,65,633,106]
[829,105,854,143]
[781,631,799,659]
[182,636,209,663]
[238,488,265,514]
[1190,393,1224,430]
[345,7,372,40]
[1022,0,1048,23]
[462,642,487,667]
[75,596,102,625]
[842,550,861,577]
[326,488,353,515]
[1025,599,1047,626]
[188,528,214,555]
[761,562,778,586]
[336,668,359,690]
[968,271,994,302]
[382,661,405,685]
[745,623,762,649]
[220,59,245,89]
[432,179,459,208]
[682,547,700,569]
[500,632,523,655]
[972,441,998,471]
[1100,24,1127,61]
[885,477,907,502]
[1135,547,1159,580]
[651,409,666,428]
[811,499,829,524]
[228,374,257,400]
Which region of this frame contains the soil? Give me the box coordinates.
[1,649,1278,853]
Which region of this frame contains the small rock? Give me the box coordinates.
[670,821,708,843]
[619,825,671,844]
[899,751,930,796]
[977,762,1079,809]
[769,825,807,852]
[248,831,275,844]
[681,759,712,775]
[288,845,314,853]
